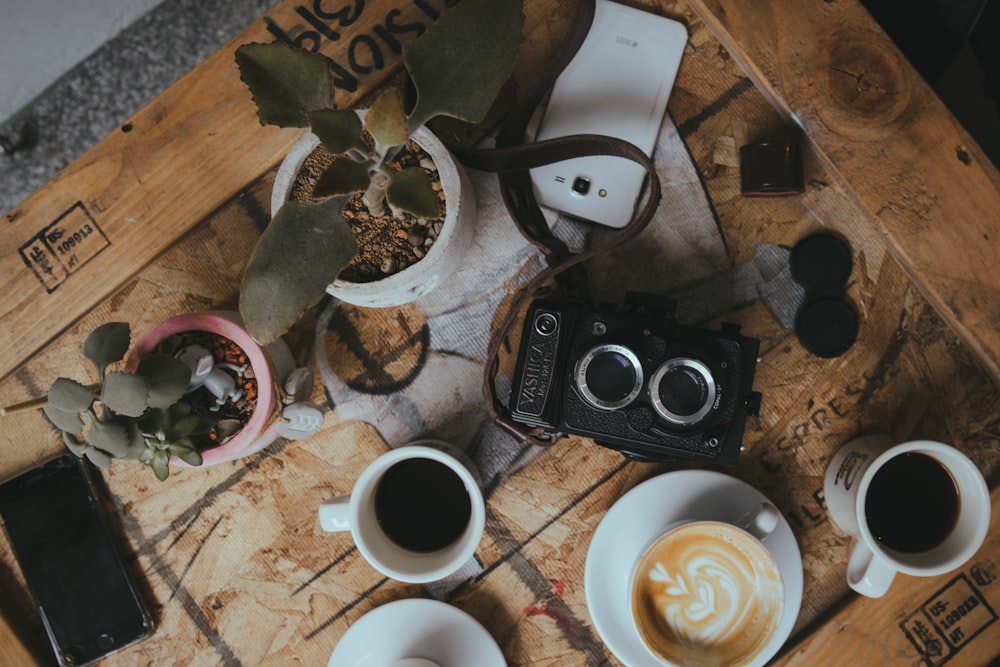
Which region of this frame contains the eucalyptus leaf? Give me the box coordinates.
[151,450,171,481]
[47,377,96,412]
[101,372,150,418]
[240,196,358,344]
[387,167,441,219]
[43,404,84,433]
[137,353,191,409]
[84,447,112,469]
[236,42,333,128]
[82,322,130,379]
[404,0,524,131]
[313,156,372,199]
[366,89,408,157]
[88,418,131,458]
[308,108,367,155]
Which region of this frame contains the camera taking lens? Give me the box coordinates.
[508,293,762,464]
[574,344,643,410]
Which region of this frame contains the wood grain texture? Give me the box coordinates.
[684,0,1000,386]
[0,1,998,665]
[774,487,1000,667]
[0,610,38,667]
[0,0,446,384]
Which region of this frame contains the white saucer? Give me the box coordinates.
[584,469,803,667]
[327,598,505,667]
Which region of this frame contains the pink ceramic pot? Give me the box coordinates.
[125,311,281,467]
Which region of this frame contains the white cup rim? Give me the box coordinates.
[853,440,990,575]
[350,442,485,584]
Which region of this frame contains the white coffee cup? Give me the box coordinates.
[629,502,785,667]
[824,436,990,598]
[317,440,485,584]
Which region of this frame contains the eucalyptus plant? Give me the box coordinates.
[43,322,215,481]
[235,0,524,344]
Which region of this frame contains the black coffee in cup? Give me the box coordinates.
[865,452,960,553]
[375,458,472,552]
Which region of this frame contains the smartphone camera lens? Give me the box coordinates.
[572,177,591,195]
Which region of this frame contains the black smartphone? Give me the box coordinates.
[0,454,153,666]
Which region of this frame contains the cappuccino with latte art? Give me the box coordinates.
[631,522,784,666]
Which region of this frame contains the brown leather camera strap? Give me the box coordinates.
[448,0,664,447]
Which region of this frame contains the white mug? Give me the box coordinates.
[317,440,485,584]
[824,436,990,597]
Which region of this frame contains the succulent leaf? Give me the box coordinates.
[44,404,85,433]
[240,196,358,344]
[313,156,372,199]
[236,42,334,128]
[386,167,440,219]
[404,0,524,131]
[123,421,146,459]
[82,322,130,378]
[101,372,150,418]
[151,450,171,481]
[137,353,192,409]
[366,89,408,157]
[308,109,367,155]
[47,377,96,412]
[84,447,113,469]
[88,418,132,458]
[170,414,202,439]
[63,432,88,457]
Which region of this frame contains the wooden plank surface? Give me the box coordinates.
[0,1,999,666]
[775,487,1000,667]
[684,0,1000,386]
[0,0,454,384]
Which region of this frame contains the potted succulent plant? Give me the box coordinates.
[234,0,524,343]
[43,313,323,481]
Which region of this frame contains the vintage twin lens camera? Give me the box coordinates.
[509,293,762,463]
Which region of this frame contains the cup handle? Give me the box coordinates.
[318,496,352,532]
[846,540,895,597]
[735,502,780,541]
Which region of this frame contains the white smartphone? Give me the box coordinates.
[530,0,687,228]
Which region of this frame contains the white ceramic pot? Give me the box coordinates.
[271,123,477,308]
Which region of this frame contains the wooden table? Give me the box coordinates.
[2,1,1000,665]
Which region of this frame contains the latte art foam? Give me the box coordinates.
[631,522,784,667]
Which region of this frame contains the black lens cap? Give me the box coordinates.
[795,296,859,358]
[790,233,853,292]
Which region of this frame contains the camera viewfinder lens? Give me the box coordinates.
[571,177,591,195]
[650,358,716,426]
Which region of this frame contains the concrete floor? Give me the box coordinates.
[0,0,274,216]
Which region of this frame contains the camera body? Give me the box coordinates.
[509,293,762,463]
